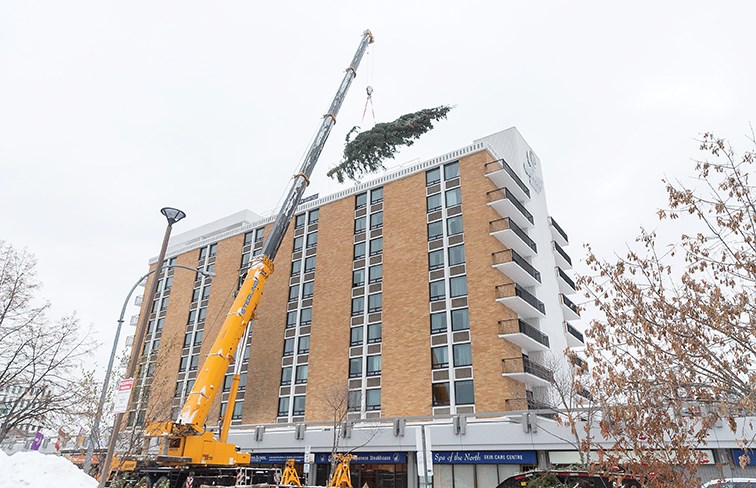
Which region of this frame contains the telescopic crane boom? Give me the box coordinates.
[137,30,374,474]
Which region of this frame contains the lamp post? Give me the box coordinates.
[96,207,186,487]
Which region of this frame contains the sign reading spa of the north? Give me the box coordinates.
[432,451,537,465]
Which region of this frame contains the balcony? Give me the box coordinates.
[560,294,580,320]
[130,315,139,326]
[552,241,573,270]
[502,356,554,388]
[496,283,546,318]
[484,159,531,201]
[498,319,550,352]
[548,216,569,246]
[486,188,534,229]
[489,218,537,257]
[492,250,541,287]
[565,321,585,347]
[556,267,577,295]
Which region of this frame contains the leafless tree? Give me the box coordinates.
[0,241,96,444]
[579,131,756,485]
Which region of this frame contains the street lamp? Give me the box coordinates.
[94,207,188,487]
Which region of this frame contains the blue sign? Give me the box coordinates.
[732,449,755,466]
[432,451,537,465]
[315,452,407,464]
[300,194,320,204]
[249,453,304,464]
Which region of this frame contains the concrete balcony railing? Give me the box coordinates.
[502,356,554,388]
[489,218,537,256]
[496,283,546,318]
[548,216,569,246]
[552,241,573,270]
[484,159,531,201]
[560,294,580,320]
[486,187,534,228]
[555,267,577,295]
[492,249,541,287]
[565,321,585,348]
[498,319,550,352]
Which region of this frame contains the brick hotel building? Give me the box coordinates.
[125,127,585,487]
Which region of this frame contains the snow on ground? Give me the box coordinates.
[0,450,97,487]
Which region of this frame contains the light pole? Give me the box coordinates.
[96,207,186,487]
[82,264,213,474]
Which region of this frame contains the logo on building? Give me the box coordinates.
[524,150,544,194]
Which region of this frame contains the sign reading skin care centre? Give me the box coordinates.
[432,451,537,465]
[113,378,134,414]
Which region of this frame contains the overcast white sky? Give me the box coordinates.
[2,1,754,374]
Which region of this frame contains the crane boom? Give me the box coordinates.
[140,30,375,472]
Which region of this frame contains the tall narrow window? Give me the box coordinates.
[445,188,462,207]
[447,216,463,236]
[306,232,318,248]
[366,355,382,376]
[281,367,292,385]
[451,308,469,331]
[366,389,381,410]
[293,396,306,415]
[455,380,475,405]
[453,343,472,367]
[371,187,384,204]
[369,264,382,283]
[354,242,366,260]
[350,326,363,345]
[355,193,367,209]
[428,250,444,270]
[444,161,460,180]
[370,212,383,229]
[308,209,319,224]
[429,280,446,301]
[426,167,441,186]
[430,312,447,334]
[295,365,308,384]
[367,322,382,343]
[432,382,451,406]
[369,237,383,256]
[431,346,449,369]
[278,397,290,416]
[367,293,382,312]
[349,357,362,377]
[427,194,442,212]
[353,268,365,287]
[428,221,444,241]
[295,214,306,228]
[449,276,468,297]
[354,217,367,234]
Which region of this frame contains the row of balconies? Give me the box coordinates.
[485,158,585,391]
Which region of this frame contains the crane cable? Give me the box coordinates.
[360,47,376,128]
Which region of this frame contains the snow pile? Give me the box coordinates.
[0,450,97,487]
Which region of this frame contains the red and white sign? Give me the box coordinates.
[113,378,134,414]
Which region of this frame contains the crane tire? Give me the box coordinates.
[153,476,171,488]
[133,475,152,488]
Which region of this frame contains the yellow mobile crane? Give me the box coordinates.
[109,30,374,488]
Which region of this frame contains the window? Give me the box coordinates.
[432,382,451,406]
[302,281,314,299]
[428,249,444,270]
[445,188,462,207]
[183,333,192,348]
[369,237,383,256]
[451,308,469,331]
[355,193,367,209]
[202,284,211,300]
[241,253,251,267]
[239,372,247,390]
[281,367,292,386]
[255,228,265,243]
[431,346,449,369]
[354,217,366,234]
[444,161,460,180]
[350,326,363,346]
[430,280,446,301]
[199,247,208,260]
[232,401,243,420]
[308,209,319,224]
[295,365,308,384]
[298,335,310,354]
[367,322,382,343]
[352,268,365,287]
[370,211,383,229]
[209,243,218,257]
[430,312,447,334]
[191,288,201,303]
[367,293,382,312]
[306,232,318,248]
[291,260,301,276]
[448,245,465,266]
[289,285,300,302]
[371,187,383,204]
[283,338,295,356]
[278,397,290,416]
[354,242,366,260]
[349,357,362,377]
[447,215,463,236]
[179,355,188,372]
[367,355,382,376]
[449,276,468,297]
[198,307,207,322]
[348,390,361,411]
[427,193,442,212]
[164,275,173,291]
[160,297,169,311]
[304,256,316,273]
[243,345,251,362]
[244,231,254,246]
[366,389,381,410]
[189,355,199,371]
[426,167,441,186]
[293,236,304,252]
[368,264,382,283]
[156,317,164,331]
[453,343,472,367]
[295,213,306,228]
[428,221,444,241]
[286,311,297,328]
[351,297,364,316]
[175,382,184,398]
[300,307,312,325]
[293,396,306,415]
[193,329,203,346]
[222,375,233,392]
[455,380,475,405]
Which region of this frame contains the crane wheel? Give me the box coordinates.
[134,475,152,488]
[153,476,171,488]
[110,476,134,488]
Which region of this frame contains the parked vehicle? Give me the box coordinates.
[497,470,642,487]
[701,479,756,488]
